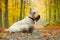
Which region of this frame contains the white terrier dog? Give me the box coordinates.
[5,8,40,34]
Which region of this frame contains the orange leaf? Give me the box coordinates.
[16,37,21,40]
[1,33,7,38]
[52,35,58,38]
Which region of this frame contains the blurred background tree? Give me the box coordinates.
[0,0,60,28]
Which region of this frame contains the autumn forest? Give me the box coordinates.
[0,0,60,28]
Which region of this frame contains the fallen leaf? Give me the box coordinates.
[34,36,39,38]
[0,33,7,38]
[27,33,32,38]
[52,35,58,38]
[16,37,21,40]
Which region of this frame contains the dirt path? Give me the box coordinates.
[0,26,60,40]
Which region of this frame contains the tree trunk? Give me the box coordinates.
[49,0,51,24]
[58,0,60,23]
[23,0,26,19]
[4,0,9,28]
[0,5,2,28]
[20,0,23,20]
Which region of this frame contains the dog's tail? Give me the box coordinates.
[0,27,10,33]
[0,28,6,33]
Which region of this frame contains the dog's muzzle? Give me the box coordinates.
[29,15,40,21]
[35,15,40,21]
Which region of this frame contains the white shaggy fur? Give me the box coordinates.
[6,17,34,32]
[5,8,40,32]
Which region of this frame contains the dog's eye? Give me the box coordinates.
[33,12,36,14]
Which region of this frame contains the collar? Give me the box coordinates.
[29,17,34,21]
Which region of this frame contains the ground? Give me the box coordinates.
[0,25,60,40]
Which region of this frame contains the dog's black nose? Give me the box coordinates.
[38,15,40,18]
[35,15,40,21]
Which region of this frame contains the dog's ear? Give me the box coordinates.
[29,7,33,14]
[30,8,32,11]
[29,8,32,14]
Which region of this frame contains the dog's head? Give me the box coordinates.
[28,8,40,22]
